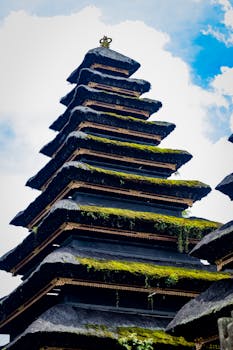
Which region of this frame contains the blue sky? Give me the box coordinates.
[0,0,233,312]
[0,0,232,85]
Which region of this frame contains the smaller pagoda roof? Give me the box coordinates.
[11,162,211,228]
[190,220,233,266]
[67,47,141,83]
[61,68,151,106]
[28,131,192,190]
[48,106,174,141]
[0,200,220,276]
[229,134,233,143]
[3,303,194,350]
[166,279,233,341]
[215,173,233,200]
[50,85,162,131]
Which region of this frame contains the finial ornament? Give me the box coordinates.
[99,35,112,48]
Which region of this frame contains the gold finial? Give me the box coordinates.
[99,35,112,48]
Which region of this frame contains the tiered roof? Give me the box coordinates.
[0,39,223,349]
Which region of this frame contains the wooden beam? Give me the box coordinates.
[88,81,141,97]
[0,277,199,331]
[28,180,193,229]
[216,252,233,271]
[11,221,200,275]
[195,334,219,349]
[77,121,162,142]
[46,147,176,189]
[90,63,129,76]
[83,100,149,119]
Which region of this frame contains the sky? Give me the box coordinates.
[0,0,233,338]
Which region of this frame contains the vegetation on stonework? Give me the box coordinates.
[85,163,208,189]
[80,206,220,252]
[103,111,169,126]
[77,257,231,284]
[83,324,194,349]
[119,332,153,350]
[117,327,194,348]
[87,134,188,155]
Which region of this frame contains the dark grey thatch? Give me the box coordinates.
[167,279,233,340]
[67,47,141,83]
[28,130,192,190]
[11,161,211,228]
[0,241,222,348]
[61,68,150,106]
[1,200,213,275]
[0,242,180,334]
[3,303,173,350]
[45,106,175,154]
[50,84,162,131]
[190,220,233,263]
[1,199,219,276]
[216,173,233,200]
[229,134,233,143]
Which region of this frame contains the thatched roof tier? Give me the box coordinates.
[50,85,162,132]
[2,303,194,350]
[46,107,175,151]
[0,243,229,336]
[167,279,233,342]
[190,221,233,268]
[1,200,220,275]
[215,173,233,200]
[229,134,233,143]
[61,69,150,106]
[28,132,192,190]
[11,162,211,228]
[67,47,141,83]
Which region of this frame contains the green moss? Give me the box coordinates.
[85,163,209,189]
[117,327,194,347]
[77,257,230,282]
[102,111,168,126]
[82,324,194,348]
[80,205,220,240]
[119,332,153,350]
[31,226,38,234]
[87,134,188,155]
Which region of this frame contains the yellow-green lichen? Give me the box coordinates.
[80,205,220,238]
[82,324,194,348]
[117,327,194,348]
[77,257,231,283]
[80,205,220,253]
[102,111,169,126]
[84,163,209,189]
[87,134,188,155]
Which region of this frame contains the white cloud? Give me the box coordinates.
[0,7,232,298]
[202,0,233,46]
[211,66,233,99]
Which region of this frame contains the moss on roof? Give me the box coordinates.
[78,257,230,283]
[88,134,188,155]
[86,163,209,189]
[80,205,220,239]
[117,327,194,348]
[102,111,170,126]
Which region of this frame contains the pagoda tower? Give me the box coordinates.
[0,38,229,350]
[167,134,233,349]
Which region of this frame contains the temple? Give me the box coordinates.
[167,134,233,350]
[0,37,229,350]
